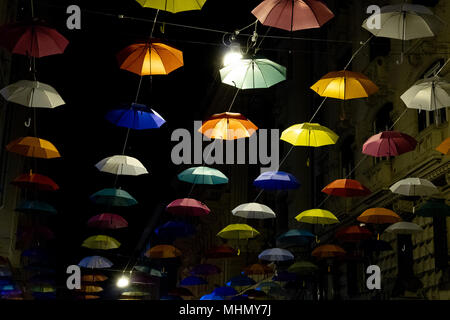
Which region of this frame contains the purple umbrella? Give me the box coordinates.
[362,131,417,157]
[189,264,221,276]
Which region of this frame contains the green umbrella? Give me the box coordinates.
[89,188,138,207]
[288,261,319,275]
[15,201,57,215]
[416,198,450,217]
[177,166,228,185]
[220,57,286,89]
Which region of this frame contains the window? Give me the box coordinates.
[418,109,447,132]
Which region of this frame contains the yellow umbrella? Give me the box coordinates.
[81,235,121,250]
[295,209,339,225]
[136,0,207,13]
[6,136,61,159]
[217,224,260,240]
[77,285,103,293]
[310,70,378,100]
[280,123,339,147]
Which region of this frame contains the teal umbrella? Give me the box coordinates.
[15,201,57,215]
[89,188,137,206]
[416,198,450,217]
[220,57,286,89]
[177,166,228,185]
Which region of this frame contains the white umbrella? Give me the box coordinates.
[401,76,450,111]
[258,248,294,262]
[231,202,276,219]
[0,80,65,108]
[390,177,438,196]
[95,155,148,176]
[385,222,423,235]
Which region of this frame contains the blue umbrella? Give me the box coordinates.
[21,248,51,261]
[200,293,225,300]
[212,286,237,297]
[277,229,315,246]
[253,171,300,190]
[106,103,166,130]
[180,276,207,286]
[89,188,138,207]
[78,256,113,269]
[258,248,294,261]
[226,275,256,287]
[154,221,195,239]
[160,295,183,300]
[15,201,57,215]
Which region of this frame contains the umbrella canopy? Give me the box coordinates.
[436,137,450,155]
[95,155,149,176]
[243,263,273,276]
[117,41,183,76]
[288,261,319,275]
[1,80,65,108]
[253,171,300,190]
[281,122,339,147]
[178,166,228,185]
[199,112,258,140]
[136,0,207,13]
[390,178,438,196]
[201,293,225,300]
[15,201,57,215]
[165,198,211,216]
[205,244,238,259]
[226,275,256,287]
[78,256,113,269]
[295,209,339,225]
[401,76,450,111]
[77,285,103,293]
[19,225,55,243]
[6,137,60,159]
[322,179,371,197]
[89,188,138,207]
[217,224,260,240]
[363,131,417,157]
[0,20,69,57]
[169,287,194,297]
[311,70,378,100]
[357,208,401,224]
[258,248,294,261]
[252,0,334,31]
[272,271,298,282]
[180,276,207,286]
[245,289,268,299]
[276,229,315,246]
[362,4,444,41]
[145,244,182,259]
[231,202,276,219]
[87,213,128,230]
[76,295,100,300]
[257,280,281,291]
[11,171,59,191]
[190,264,221,276]
[154,221,195,239]
[81,274,108,283]
[219,57,286,89]
[105,103,166,130]
[416,198,450,217]
[335,225,373,242]
[385,222,423,235]
[311,244,346,259]
[82,235,121,250]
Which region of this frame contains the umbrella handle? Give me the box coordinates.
[24,118,31,127]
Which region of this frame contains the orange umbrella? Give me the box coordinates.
[357,208,401,224]
[243,263,273,275]
[145,244,182,259]
[81,274,108,283]
[76,295,100,300]
[199,112,258,140]
[436,137,450,155]
[117,41,183,76]
[322,179,371,197]
[11,170,59,191]
[311,244,346,259]
[77,285,103,293]
[6,136,60,159]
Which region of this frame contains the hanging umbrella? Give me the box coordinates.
[30,285,55,293]
[76,295,100,300]
[0,80,65,108]
[335,225,373,242]
[87,213,128,230]
[436,137,450,155]
[20,225,55,243]
[154,221,195,239]
[401,76,450,111]
[205,244,238,259]
[6,137,60,159]
[258,248,294,261]
[295,209,339,225]
[145,244,181,259]
[77,285,103,293]
[200,293,225,300]
[219,57,286,89]
[136,0,207,13]
[78,256,113,269]
[276,229,315,246]
[0,20,69,57]
[272,271,298,282]
[169,287,194,297]
[257,280,281,291]
[81,274,108,283]
[231,202,276,219]
[199,112,258,140]
[11,171,59,191]
[82,235,121,250]
[89,188,138,207]
[385,222,423,235]
[217,224,260,240]
[245,289,268,299]
[95,155,149,176]
[416,198,450,217]
[178,166,228,185]
[363,131,418,157]
[226,275,256,287]
[180,276,207,286]
[280,123,339,147]
[288,261,319,275]
[253,171,300,190]
[190,264,221,276]
[105,103,166,130]
[357,208,401,224]
[311,70,378,100]
[117,41,183,76]
[15,201,57,215]
[322,179,371,197]
[389,178,438,196]
[165,198,211,216]
[311,244,346,259]
[242,263,273,276]
[133,265,165,277]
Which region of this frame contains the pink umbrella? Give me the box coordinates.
[165,198,211,216]
[362,131,417,157]
[87,213,128,230]
[252,0,334,32]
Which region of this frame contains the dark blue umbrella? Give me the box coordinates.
[106,103,166,130]
[212,286,237,297]
[190,264,221,276]
[180,276,207,286]
[154,221,195,239]
[253,171,300,190]
[226,275,256,287]
[15,200,57,215]
[277,229,315,246]
[200,293,224,300]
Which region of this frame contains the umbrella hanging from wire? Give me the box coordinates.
[178,166,228,185]
[145,244,182,259]
[89,188,138,207]
[15,200,57,215]
[281,122,339,147]
[231,202,276,219]
[362,131,417,157]
[276,229,315,247]
[416,198,450,217]
[95,155,149,176]
[165,198,211,216]
[357,208,401,225]
[242,263,273,276]
[335,225,373,242]
[11,171,59,191]
[0,80,65,108]
[217,224,260,240]
[385,222,423,235]
[87,213,128,230]
[311,244,346,259]
[81,235,121,250]
[6,137,61,159]
[136,0,207,13]
[401,76,450,111]
[258,248,294,261]
[253,171,300,190]
[189,264,221,276]
[198,112,258,140]
[78,256,113,269]
[295,209,339,225]
[105,103,166,130]
[322,179,371,197]
[389,178,438,196]
[205,244,238,259]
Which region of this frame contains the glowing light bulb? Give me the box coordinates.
[116,276,130,288]
[223,44,243,67]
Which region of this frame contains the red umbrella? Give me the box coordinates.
[322,179,371,197]
[252,0,334,32]
[166,198,211,216]
[205,245,238,259]
[11,171,59,191]
[87,213,128,230]
[362,131,417,157]
[19,225,55,244]
[0,19,69,58]
[335,225,373,242]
